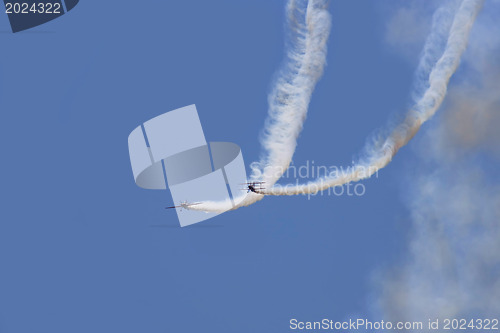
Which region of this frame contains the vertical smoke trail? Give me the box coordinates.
[188,0,481,212]
[187,0,331,212]
[260,0,483,196]
[250,0,331,186]
[411,0,458,106]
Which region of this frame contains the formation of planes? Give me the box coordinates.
[165,182,266,210]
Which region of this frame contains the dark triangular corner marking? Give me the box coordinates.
[4,0,79,33]
[64,0,78,11]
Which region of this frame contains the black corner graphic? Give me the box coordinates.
[64,0,77,11]
[3,0,79,33]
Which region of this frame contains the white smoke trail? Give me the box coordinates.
[372,0,500,319]
[188,0,331,213]
[410,1,458,106]
[189,0,482,212]
[249,0,331,187]
[260,0,483,196]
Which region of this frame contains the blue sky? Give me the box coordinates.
[0,1,494,332]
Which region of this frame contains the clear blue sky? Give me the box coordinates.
[0,1,424,332]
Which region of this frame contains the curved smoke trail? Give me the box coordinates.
[249,0,331,186]
[259,0,483,196]
[188,0,331,212]
[189,0,482,212]
[411,1,457,107]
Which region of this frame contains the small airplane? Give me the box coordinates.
[165,201,201,211]
[240,181,266,193]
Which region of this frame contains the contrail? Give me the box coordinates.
[188,0,482,212]
[373,0,500,320]
[249,0,331,187]
[410,1,458,108]
[259,0,483,196]
[188,0,331,213]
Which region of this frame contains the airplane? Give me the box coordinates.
[240,181,266,193]
[165,201,201,211]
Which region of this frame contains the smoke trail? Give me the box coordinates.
[250,0,331,186]
[410,1,458,106]
[372,0,500,320]
[188,0,331,213]
[259,0,483,196]
[189,0,482,212]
